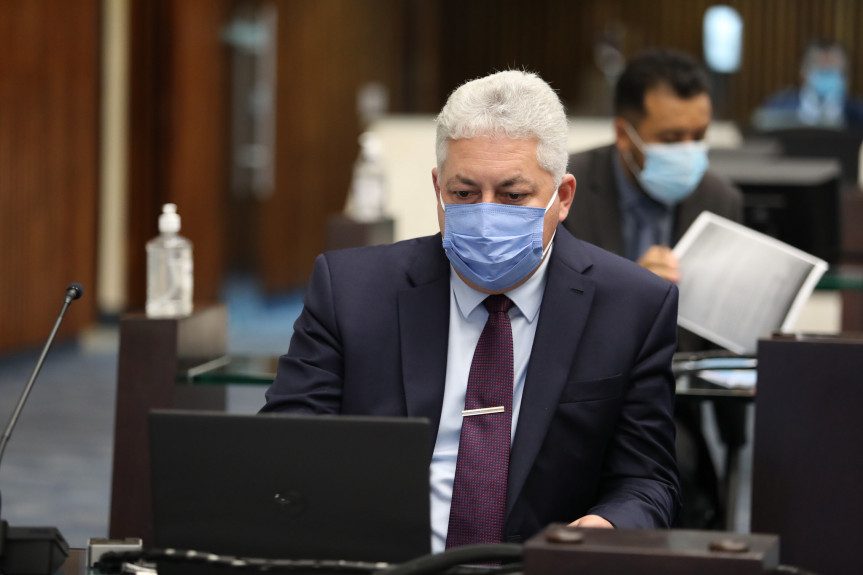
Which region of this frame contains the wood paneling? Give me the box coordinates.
[257,0,408,290]
[435,0,863,127]
[125,0,164,314]
[125,0,230,311]
[0,0,99,352]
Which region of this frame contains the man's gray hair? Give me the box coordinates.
[435,70,569,184]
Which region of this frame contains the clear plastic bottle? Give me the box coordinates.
[146,203,194,318]
[345,131,387,222]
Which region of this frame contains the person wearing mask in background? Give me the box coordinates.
[564,49,743,529]
[752,38,863,130]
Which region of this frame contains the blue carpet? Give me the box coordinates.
[0,342,117,548]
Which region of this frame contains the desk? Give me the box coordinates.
[752,333,863,575]
[110,305,228,545]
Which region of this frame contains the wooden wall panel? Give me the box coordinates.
[435,0,863,127]
[0,0,99,353]
[125,0,230,311]
[125,0,163,313]
[257,0,408,291]
[162,0,230,306]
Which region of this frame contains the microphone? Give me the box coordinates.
[0,283,82,574]
[0,283,84,463]
[65,282,83,303]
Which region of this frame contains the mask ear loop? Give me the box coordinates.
[541,181,561,259]
[620,122,646,178]
[544,187,559,211]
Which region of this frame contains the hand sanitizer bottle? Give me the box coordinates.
[146,203,194,317]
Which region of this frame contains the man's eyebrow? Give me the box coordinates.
[657,123,709,136]
[654,129,691,140]
[445,175,478,188]
[444,174,538,190]
[498,176,535,190]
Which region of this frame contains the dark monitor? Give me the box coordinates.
[760,128,863,185]
[709,155,842,264]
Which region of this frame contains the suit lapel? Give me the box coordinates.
[399,236,451,453]
[506,229,596,517]
[588,147,625,256]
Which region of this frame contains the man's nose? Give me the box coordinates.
[478,190,498,203]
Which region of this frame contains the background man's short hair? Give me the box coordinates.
[614,49,711,122]
[801,38,848,71]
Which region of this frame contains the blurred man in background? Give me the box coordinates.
[752,38,863,130]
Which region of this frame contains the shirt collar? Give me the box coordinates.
[450,243,552,324]
[613,149,644,210]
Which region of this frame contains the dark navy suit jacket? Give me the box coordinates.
[262,224,681,542]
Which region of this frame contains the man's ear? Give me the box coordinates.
[432,167,440,198]
[613,117,631,152]
[556,174,576,223]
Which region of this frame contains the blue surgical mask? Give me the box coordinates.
[440,190,557,291]
[623,123,709,206]
[807,68,846,102]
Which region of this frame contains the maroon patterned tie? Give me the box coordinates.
[446,294,514,548]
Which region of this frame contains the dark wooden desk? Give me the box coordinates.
[752,333,863,575]
[109,305,228,546]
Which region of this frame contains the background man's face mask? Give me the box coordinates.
[806,67,846,102]
[623,122,709,206]
[440,190,557,291]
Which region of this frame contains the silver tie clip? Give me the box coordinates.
[462,406,505,417]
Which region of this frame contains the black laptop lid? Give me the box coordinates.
[149,410,431,564]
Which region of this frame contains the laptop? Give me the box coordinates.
[149,410,431,567]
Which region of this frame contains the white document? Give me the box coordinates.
[697,369,758,389]
[673,212,828,355]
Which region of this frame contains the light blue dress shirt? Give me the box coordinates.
[429,245,552,552]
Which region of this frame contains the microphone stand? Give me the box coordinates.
[0,283,82,575]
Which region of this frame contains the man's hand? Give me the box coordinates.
[637,245,681,283]
[568,514,614,529]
